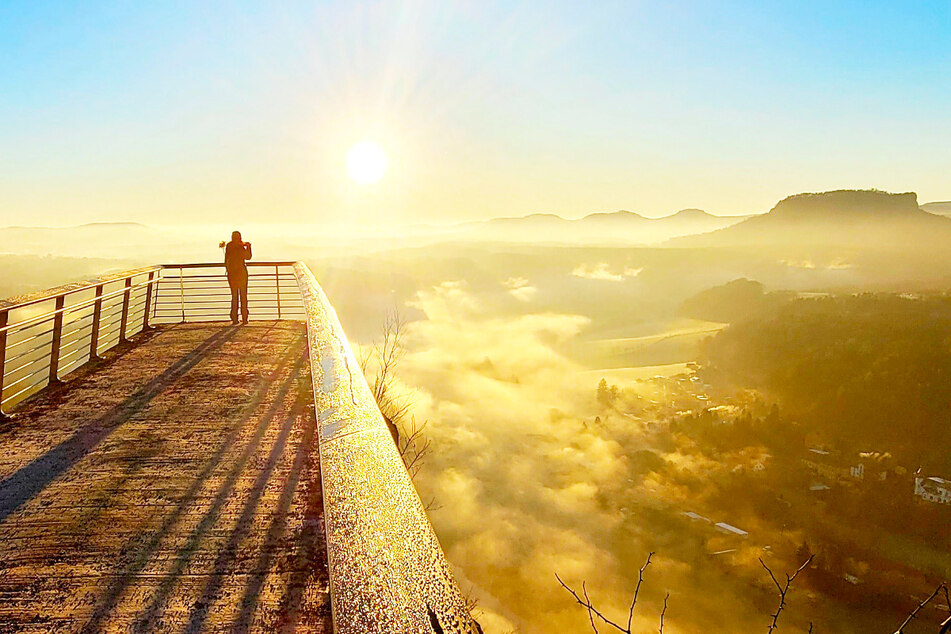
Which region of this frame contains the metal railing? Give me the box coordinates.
[0,267,161,415]
[152,262,304,324]
[0,260,475,632]
[0,262,305,415]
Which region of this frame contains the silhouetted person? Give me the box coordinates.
[224,231,252,324]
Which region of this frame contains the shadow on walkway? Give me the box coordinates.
[0,321,331,632]
[80,334,309,633]
[0,326,238,524]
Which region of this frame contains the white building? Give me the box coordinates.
[914,476,951,505]
[715,522,748,537]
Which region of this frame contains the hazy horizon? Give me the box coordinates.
[2,191,949,231]
[3,2,950,227]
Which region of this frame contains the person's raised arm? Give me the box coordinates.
[244,242,252,261]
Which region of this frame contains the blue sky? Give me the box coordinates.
[0,1,948,226]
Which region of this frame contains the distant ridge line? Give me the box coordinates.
[480,208,750,224]
[667,189,951,248]
[2,222,147,230]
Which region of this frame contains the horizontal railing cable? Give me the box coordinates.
[0,262,303,418]
[0,269,159,414]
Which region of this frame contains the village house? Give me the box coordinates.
[715,522,749,537]
[914,476,951,505]
[849,452,892,481]
[803,448,896,486]
[801,448,851,483]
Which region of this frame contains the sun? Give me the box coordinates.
[346,140,387,185]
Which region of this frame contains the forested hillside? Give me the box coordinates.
[702,294,951,470]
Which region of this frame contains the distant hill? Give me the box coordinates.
[463,209,747,244]
[669,208,712,220]
[0,222,152,258]
[921,201,951,216]
[680,278,794,323]
[79,221,147,228]
[0,222,219,262]
[0,254,136,301]
[670,190,951,249]
[4,222,147,230]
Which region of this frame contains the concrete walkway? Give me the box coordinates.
[0,321,331,633]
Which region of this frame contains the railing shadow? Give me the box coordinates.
[268,414,329,632]
[182,385,315,632]
[128,349,309,631]
[0,326,239,525]
[229,375,322,632]
[79,332,308,633]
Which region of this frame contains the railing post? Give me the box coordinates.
[142,271,155,331]
[119,277,132,342]
[275,265,281,320]
[89,284,104,360]
[0,310,8,418]
[49,296,65,383]
[179,272,186,323]
[151,270,161,322]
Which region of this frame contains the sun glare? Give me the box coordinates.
[346,141,387,185]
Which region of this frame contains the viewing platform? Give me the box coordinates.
[0,263,477,633]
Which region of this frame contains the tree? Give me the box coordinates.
[558,554,817,633]
[556,552,666,634]
[893,582,951,634]
[597,378,619,409]
[759,555,814,633]
[360,310,431,477]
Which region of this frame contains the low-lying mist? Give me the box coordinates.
[382,280,831,633]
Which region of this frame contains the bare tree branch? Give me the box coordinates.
[941,585,951,634]
[582,582,600,634]
[555,573,629,633]
[363,309,432,478]
[398,417,432,477]
[894,582,948,634]
[658,593,669,634]
[628,552,654,631]
[759,558,783,595]
[462,585,484,623]
[759,555,814,634]
[556,552,659,634]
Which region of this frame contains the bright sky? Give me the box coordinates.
[0,1,949,227]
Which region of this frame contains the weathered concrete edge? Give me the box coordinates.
[293,262,478,634]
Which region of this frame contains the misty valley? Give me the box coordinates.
[1,190,949,632]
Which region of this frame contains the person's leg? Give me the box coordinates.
[230,283,239,324]
[240,283,249,323]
